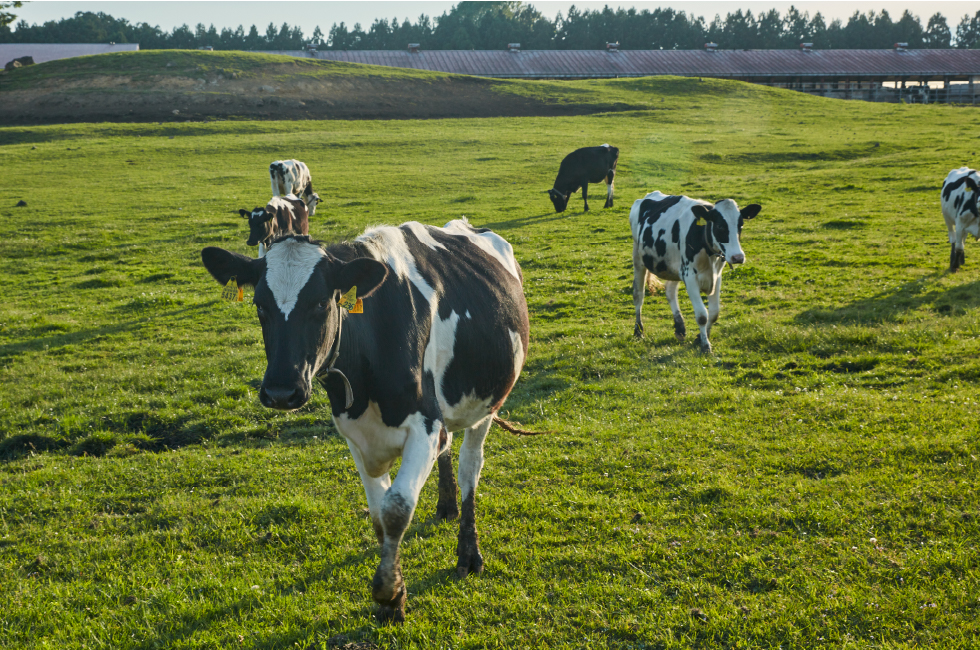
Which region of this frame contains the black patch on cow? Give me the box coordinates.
[654,233,667,257]
[656,261,669,274]
[712,213,731,244]
[684,220,708,262]
[638,195,684,228]
[642,254,656,273]
[943,171,978,201]
[642,224,655,249]
[671,220,680,244]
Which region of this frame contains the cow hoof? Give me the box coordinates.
[436,501,460,521]
[372,567,406,610]
[633,325,643,338]
[456,549,484,579]
[604,200,614,208]
[695,335,712,354]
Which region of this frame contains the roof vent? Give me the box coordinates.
[800,42,813,52]
[894,42,908,52]
[508,43,521,52]
[606,42,619,52]
[704,42,718,52]
[407,43,420,53]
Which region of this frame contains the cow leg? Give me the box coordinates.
[706,271,723,339]
[436,429,459,521]
[632,244,648,338]
[604,170,615,208]
[456,414,493,578]
[347,441,392,545]
[682,273,712,353]
[582,184,590,212]
[372,423,440,623]
[664,281,686,341]
[258,242,266,259]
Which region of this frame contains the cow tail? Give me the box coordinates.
[492,415,551,436]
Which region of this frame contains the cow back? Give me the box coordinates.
[332,220,528,427]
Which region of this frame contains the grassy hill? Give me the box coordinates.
[1,73,978,648]
[0,49,654,124]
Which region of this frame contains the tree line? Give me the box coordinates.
[3,2,980,51]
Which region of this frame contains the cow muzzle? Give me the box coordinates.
[729,253,745,265]
[260,383,310,410]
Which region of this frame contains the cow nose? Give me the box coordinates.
[260,385,305,410]
[730,254,745,265]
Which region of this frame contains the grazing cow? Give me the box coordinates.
[546,144,619,213]
[629,191,761,353]
[239,195,309,257]
[941,167,980,272]
[270,159,321,215]
[200,219,532,623]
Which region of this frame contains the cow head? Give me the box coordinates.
[691,200,762,265]
[240,207,276,247]
[201,237,388,410]
[546,188,569,213]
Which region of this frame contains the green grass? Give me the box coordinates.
[1,74,979,649]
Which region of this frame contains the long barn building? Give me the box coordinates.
[262,47,980,103]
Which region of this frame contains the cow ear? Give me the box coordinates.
[264,210,276,222]
[201,247,264,287]
[239,209,250,218]
[740,204,762,220]
[334,257,389,299]
[691,205,712,221]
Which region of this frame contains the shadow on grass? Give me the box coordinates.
[482,210,579,231]
[796,273,980,324]
[0,302,215,361]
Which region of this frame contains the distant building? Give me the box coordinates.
[1,43,139,68]
[261,47,980,104]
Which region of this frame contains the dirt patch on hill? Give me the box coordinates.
[0,64,633,124]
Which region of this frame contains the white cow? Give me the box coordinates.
[270,159,320,216]
[942,167,980,272]
[629,191,761,353]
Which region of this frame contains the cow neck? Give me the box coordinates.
[703,221,723,258]
[316,309,354,409]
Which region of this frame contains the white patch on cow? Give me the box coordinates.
[712,198,746,263]
[403,221,448,252]
[509,328,525,376]
[264,238,325,320]
[601,143,610,147]
[335,401,417,477]
[424,308,459,395]
[442,218,521,280]
[465,310,471,319]
[457,415,492,499]
[357,225,436,303]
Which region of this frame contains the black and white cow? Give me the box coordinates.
[941,167,980,272]
[239,195,310,257]
[201,219,531,623]
[546,144,619,213]
[629,191,761,353]
[270,159,321,216]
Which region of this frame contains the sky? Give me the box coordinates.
[11,1,980,37]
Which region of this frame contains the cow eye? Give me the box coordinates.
[256,305,267,318]
[316,299,331,311]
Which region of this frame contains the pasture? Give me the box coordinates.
[1,69,979,649]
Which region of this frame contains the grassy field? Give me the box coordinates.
[1,69,979,649]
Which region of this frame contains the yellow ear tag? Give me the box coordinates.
[696,217,706,226]
[966,187,974,194]
[221,276,243,302]
[338,286,362,313]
